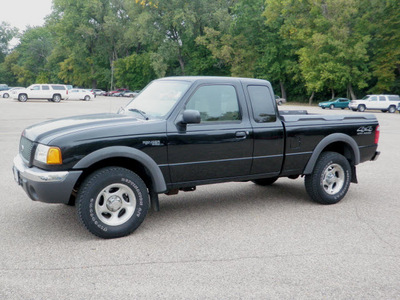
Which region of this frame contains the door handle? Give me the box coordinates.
[235,131,247,138]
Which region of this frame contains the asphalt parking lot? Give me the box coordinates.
[0,96,399,299]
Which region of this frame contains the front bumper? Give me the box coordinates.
[13,155,82,204]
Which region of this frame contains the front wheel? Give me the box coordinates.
[304,152,351,205]
[3,93,9,98]
[76,167,149,239]
[18,94,27,102]
[357,105,365,112]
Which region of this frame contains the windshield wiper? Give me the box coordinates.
[128,108,149,120]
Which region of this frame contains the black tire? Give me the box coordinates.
[304,152,351,205]
[3,93,9,98]
[278,101,283,106]
[252,177,278,186]
[76,167,149,239]
[18,94,27,102]
[357,105,365,112]
[52,94,61,102]
[388,106,396,113]
[329,104,334,109]
[84,95,90,101]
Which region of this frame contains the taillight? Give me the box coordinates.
[374,125,380,144]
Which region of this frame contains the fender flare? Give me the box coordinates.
[72,146,167,193]
[303,133,360,175]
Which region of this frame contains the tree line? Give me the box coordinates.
[0,0,399,102]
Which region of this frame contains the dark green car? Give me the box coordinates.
[318,97,350,109]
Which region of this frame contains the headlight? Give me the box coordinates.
[34,144,63,164]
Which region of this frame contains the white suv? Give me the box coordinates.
[349,94,400,113]
[14,84,69,102]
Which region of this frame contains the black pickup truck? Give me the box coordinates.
[13,77,380,238]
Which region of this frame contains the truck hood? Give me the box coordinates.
[23,113,161,144]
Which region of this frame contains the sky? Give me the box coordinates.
[0,0,53,31]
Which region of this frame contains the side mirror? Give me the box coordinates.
[181,110,201,124]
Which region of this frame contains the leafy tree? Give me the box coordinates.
[114,52,156,89]
[360,0,400,93]
[265,0,370,101]
[0,22,18,63]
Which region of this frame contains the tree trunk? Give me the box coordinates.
[348,83,357,100]
[178,48,185,75]
[308,91,315,105]
[331,89,335,99]
[279,80,287,100]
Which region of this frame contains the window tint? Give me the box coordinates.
[248,85,276,123]
[186,85,241,122]
[52,85,66,90]
[370,96,377,101]
[379,96,386,101]
[32,85,40,91]
[42,85,50,90]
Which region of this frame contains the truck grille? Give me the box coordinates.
[20,136,34,163]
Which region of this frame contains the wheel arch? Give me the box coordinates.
[303,133,360,175]
[72,146,167,194]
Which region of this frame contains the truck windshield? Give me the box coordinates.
[122,80,190,119]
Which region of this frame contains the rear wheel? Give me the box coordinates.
[305,152,351,205]
[388,106,396,113]
[84,95,90,101]
[329,104,334,109]
[76,167,149,239]
[357,105,365,112]
[252,177,278,186]
[52,94,61,102]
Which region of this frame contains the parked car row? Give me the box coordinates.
[319,95,400,113]
[105,89,141,97]
[7,84,96,102]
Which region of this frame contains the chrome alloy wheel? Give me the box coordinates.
[322,163,345,195]
[95,183,136,226]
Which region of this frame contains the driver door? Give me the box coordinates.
[167,84,253,184]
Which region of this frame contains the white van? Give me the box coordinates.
[14,84,69,102]
[349,94,400,113]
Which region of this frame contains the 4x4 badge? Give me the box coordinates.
[357,126,373,135]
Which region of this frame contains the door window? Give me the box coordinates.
[185,85,241,122]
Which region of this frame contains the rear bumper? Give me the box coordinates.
[371,151,380,161]
[13,155,82,204]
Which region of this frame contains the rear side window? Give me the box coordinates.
[42,85,50,90]
[52,85,66,90]
[388,95,400,101]
[248,85,276,123]
[379,96,386,101]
